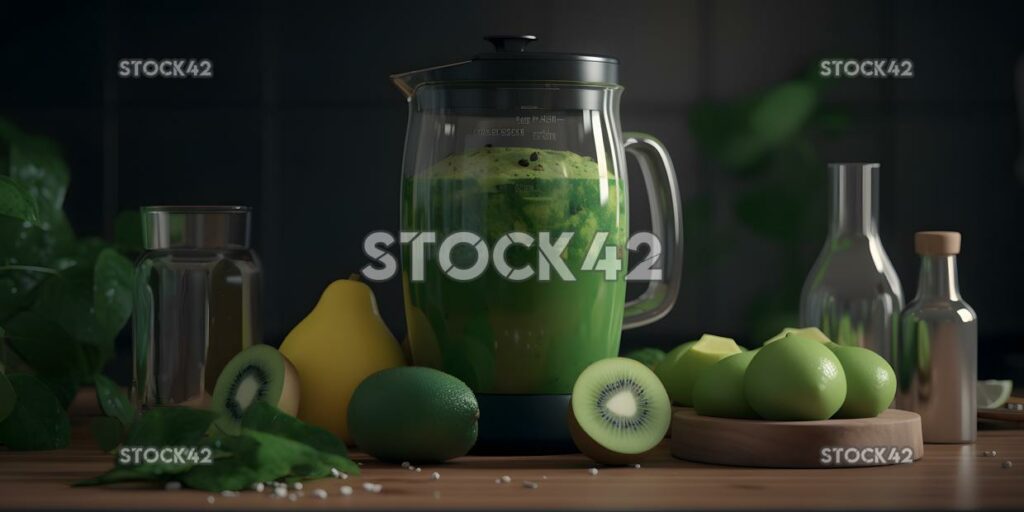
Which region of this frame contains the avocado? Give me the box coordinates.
[348,367,478,463]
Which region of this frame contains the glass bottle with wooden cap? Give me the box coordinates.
[896,231,977,443]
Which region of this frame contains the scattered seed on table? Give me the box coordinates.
[164,481,182,491]
[430,471,441,480]
[363,482,383,493]
[415,467,422,473]
[273,487,288,498]
[523,480,539,489]
[288,493,298,502]
[501,475,512,483]
[340,485,353,496]
[634,464,642,469]
[541,475,548,480]
[312,489,328,499]
[1003,460,1014,469]
[495,478,502,484]
[401,461,411,468]
[588,468,599,476]
[292,482,303,490]
[206,496,215,504]
[252,482,265,492]
[220,490,238,498]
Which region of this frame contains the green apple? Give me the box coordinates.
[831,346,896,418]
[658,334,741,406]
[744,334,847,420]
[693,350,759,419]
[764,327,834,347]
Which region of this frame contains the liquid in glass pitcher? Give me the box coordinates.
[393,36,682,451]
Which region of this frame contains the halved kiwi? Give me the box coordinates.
[568,357,671,465]
[211,345,300,430]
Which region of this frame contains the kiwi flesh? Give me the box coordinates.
[568,357,671,465]
[211,345,300,430]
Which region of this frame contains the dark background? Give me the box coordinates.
[1,0,1022,382]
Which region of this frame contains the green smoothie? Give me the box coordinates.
[402,147,628,394]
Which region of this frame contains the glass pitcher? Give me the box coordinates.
[393,36,682,450]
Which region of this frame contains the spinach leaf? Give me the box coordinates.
[94,374,134,428]
[0,374,69,450]
[93,249,133,339]
[182,430,358,492]
[124,407,218,447]
[3,310,90,407]
[4,311,87,376]
[77,408,360,491]
[0,175,39,222]
[32,266,107,345]
[241,401,348,457]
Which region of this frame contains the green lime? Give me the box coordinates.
[831,346,896,418]
[693,350,759,419]
[977,380,1013,409]
[744,334,846,421]
[657,334,741,406]
[764,327,834,347]
[348,367,478,463]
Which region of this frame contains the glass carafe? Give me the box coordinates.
[393,36,683,451]
[132,206,262,409]
[799,163,903,361]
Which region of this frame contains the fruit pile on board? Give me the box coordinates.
[143,274,897,473]
[630,328,898,421]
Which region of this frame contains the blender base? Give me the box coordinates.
[472,393,578,455]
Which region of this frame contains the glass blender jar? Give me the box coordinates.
[393,36,682,452]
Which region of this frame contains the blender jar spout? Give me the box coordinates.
[390,61,469,99]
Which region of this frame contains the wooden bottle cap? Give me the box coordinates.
[915,231,961,255]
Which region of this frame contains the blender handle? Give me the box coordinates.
[622,132,683,329]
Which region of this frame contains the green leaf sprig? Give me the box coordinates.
[77,402,359,492]
[0,118,138,450]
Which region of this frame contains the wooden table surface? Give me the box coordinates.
[1,418,1022,511]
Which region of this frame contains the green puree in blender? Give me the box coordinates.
[402,147,628,394]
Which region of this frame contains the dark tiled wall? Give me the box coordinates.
[1,0,1022,376]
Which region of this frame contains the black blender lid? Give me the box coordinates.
[392,35,619,93]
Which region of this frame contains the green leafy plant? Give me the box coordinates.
[78,402,360,491]
[0,118,138,450]
[687,68,848,341]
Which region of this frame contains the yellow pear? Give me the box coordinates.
[279,276,405,443]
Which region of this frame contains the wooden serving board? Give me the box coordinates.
[978,396,1024,424]
[671,408,923,468]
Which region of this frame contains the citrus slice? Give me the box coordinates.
[977,380,1013,409]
